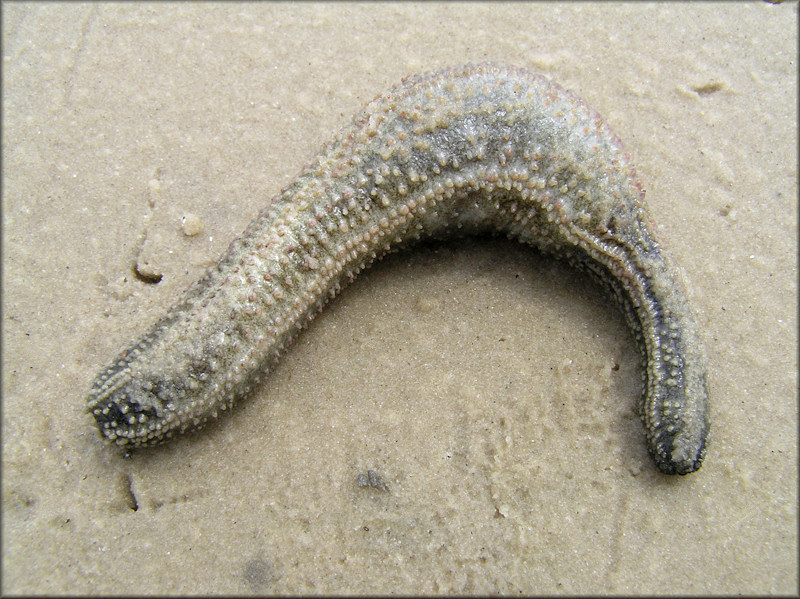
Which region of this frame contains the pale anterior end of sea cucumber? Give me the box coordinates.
[86,63,709,475]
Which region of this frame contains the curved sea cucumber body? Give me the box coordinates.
[86,63,709,474]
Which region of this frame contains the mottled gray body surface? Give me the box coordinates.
[87,63,709,474]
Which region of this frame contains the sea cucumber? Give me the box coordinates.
[86,63,709,474]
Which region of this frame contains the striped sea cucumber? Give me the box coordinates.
[86,63,709,474]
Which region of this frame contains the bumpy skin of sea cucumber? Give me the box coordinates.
[86,63,709,475]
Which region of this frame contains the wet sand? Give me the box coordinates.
[2,3,797,594]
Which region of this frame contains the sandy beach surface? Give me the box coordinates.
[2,2,797,594]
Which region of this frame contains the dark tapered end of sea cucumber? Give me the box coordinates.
[650,418,710,475]
[91,397,157,434]
[653,445,706,475]
[86,365,171,447]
